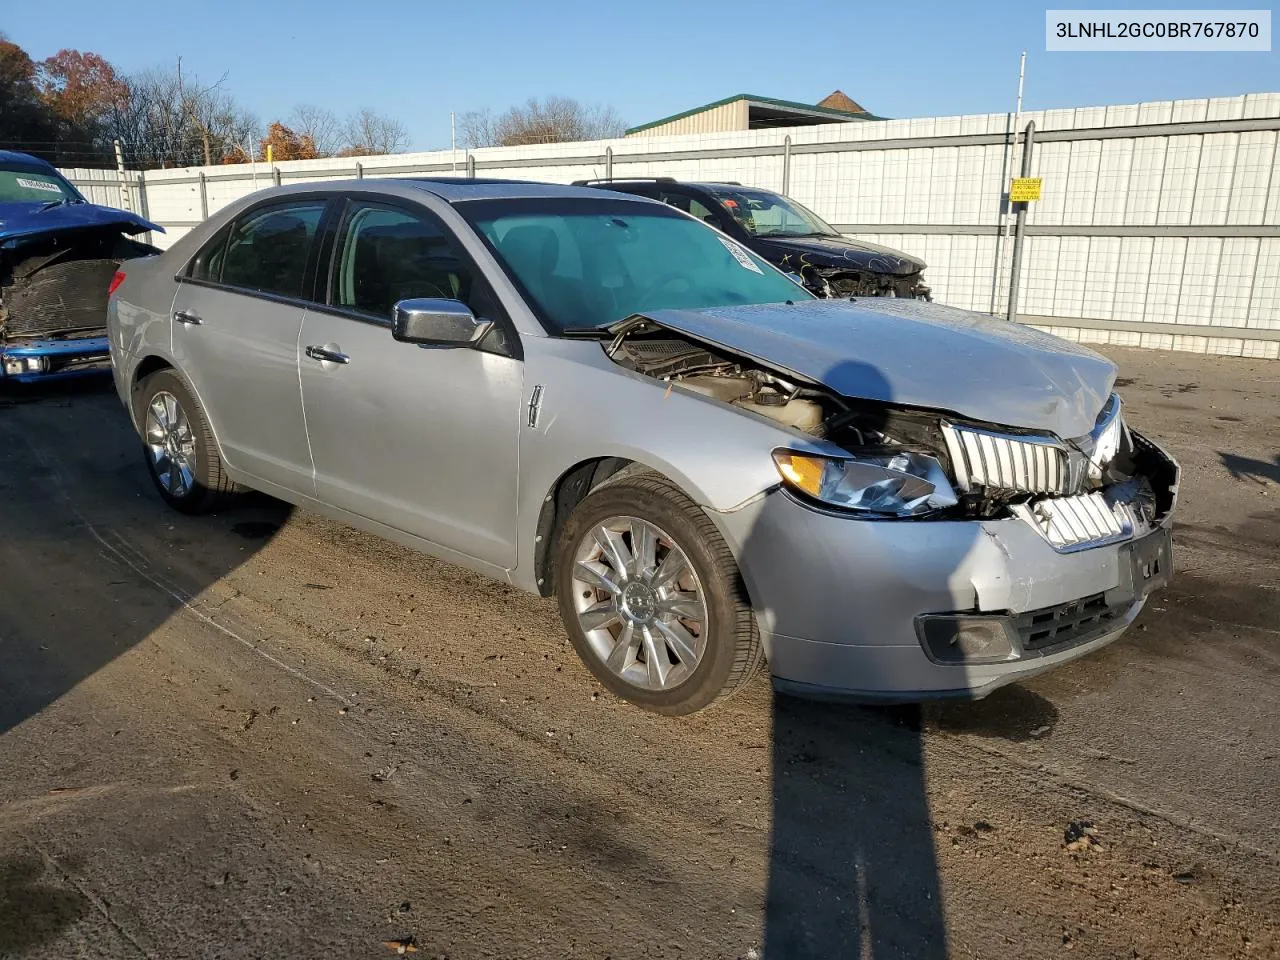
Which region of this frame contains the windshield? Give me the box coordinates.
[463,198,812,332]
[708,187,838,238]
[0,166,79,204]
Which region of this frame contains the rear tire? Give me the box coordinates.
[555,474,763,715]
[136,370,236,514]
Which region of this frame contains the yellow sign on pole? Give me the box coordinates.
[1010,177,1042,202]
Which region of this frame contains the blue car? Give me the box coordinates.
[0,150,161,383]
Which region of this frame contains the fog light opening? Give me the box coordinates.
[916,615,1018,665]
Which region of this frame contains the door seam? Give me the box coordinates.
[296,309,319,497]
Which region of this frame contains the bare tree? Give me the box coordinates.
[456,108,496,150]
[461,97,625,148]
[339,107,408,156]
[106,63,260,168]
[291,103,342,157]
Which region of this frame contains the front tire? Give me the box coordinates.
[555,474,763,715]
[136,370,236,514]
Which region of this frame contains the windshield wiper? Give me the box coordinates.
[36,198,70,212]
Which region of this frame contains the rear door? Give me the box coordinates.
[170,197,331,494]
[298,197,523,568]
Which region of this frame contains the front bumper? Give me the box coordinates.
[714,445,1177,701]
[1,337,111,383]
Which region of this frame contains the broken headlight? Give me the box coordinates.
[772,449,958,517]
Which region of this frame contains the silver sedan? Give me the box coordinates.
[107,179,1178,715]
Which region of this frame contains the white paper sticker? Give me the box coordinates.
[719,236,764,274]
[15,178,61,193]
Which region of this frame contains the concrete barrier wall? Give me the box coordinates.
[63,92,1280,358]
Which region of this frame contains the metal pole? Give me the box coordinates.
[272,166,282,187]
[451,112,457,173]
[990,50,1026,314]
[198,171,208,220]
[1006,120,1035,325]
[113,139,132,212]
[355,161,364,180]
[782,135,792,195]
[605,146,613,181]
[467,153,476,178]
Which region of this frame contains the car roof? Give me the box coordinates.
[579,179,759,195]
[0,150,59,172]
[238,177,664,208]
[403,177,653,203]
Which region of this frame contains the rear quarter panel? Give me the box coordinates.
[108,252,181,426]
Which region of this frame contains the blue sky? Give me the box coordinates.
[7,0,1278,150]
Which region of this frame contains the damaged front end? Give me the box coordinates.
[1,227,157,382]
[801,263,931,302]
[604,316,1178,540]
[0,152,161,383]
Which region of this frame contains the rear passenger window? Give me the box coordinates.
[659,192,719,227]
[332,203,500,322]
[188,225,230,282]
[219,201,326,298]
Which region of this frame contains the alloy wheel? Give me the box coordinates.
[569,515,708,691]
[144,390,197,498]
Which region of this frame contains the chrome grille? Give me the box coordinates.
[942,423,1070,495]
[1011,493,1133,551]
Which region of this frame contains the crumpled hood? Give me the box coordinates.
[636,299,1116,439]
[0,201,161,246]
[752,235,925,277]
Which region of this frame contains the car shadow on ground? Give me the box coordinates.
[0,376,289,953]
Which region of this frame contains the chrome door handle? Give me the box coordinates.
[305,345,350,365]
[173,310,202,325]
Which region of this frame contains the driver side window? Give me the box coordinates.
[331,201,513,354]
[333,205,477,318]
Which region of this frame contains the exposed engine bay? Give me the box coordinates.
[607,324,1177,527]
[0,228,155,341]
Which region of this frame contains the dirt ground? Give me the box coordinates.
[0,345,1276,959]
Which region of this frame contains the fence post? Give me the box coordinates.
[605,146,613,181]
[198,171,209,221]
[355,161,364,180]
[136,173,152,245]
[113,139,132,212]
[467,153,476,178]
[272,166,282,187]
[1006,121,1035,325]
[782,135,792,195]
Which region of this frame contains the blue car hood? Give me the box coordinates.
[0,201,162,246]
[636,298,1116,439]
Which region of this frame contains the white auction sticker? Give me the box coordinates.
[719,237,763,274]
[15,178,62,193]
[1046,10,1270,50]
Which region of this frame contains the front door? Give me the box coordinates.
[298,199,523,568]
[171,198,329,493]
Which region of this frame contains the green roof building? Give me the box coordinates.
[624,91,884,138]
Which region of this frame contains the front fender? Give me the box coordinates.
[510,338,834,591]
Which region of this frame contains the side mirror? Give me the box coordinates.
[391,298,492,346]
